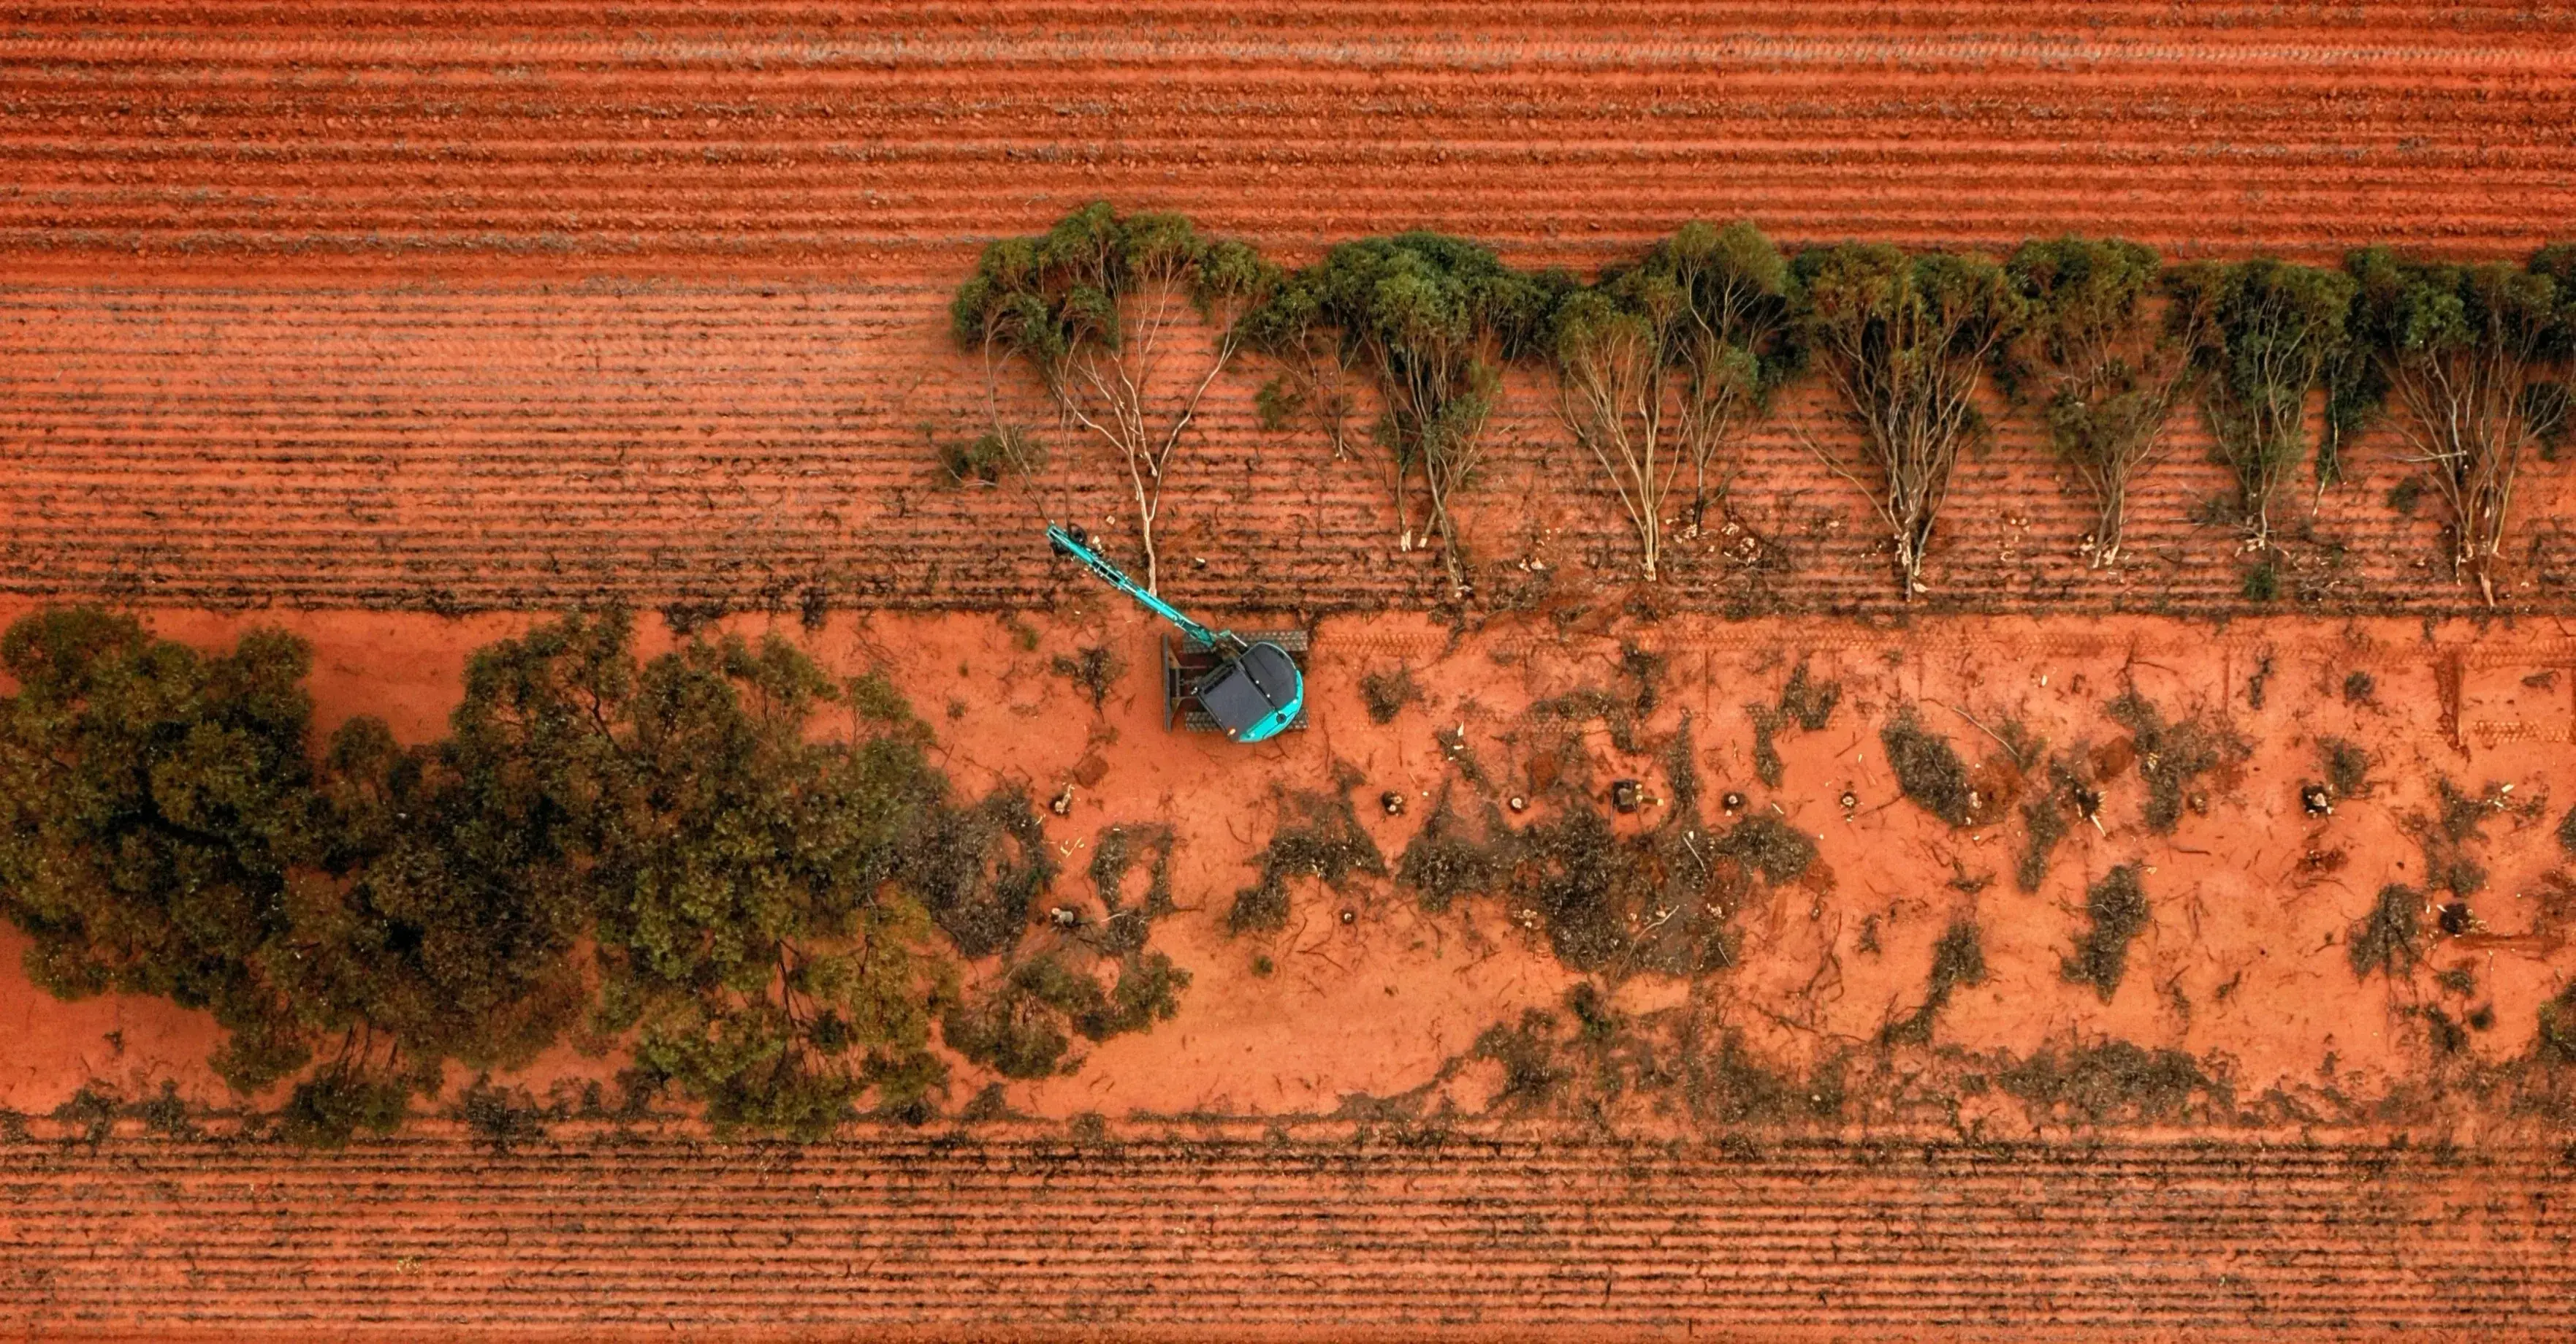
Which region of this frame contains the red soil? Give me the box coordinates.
[4,4,2576,617]
[7,1135,2575,1341]
[8,4,2576,1336]
[6,601,2569,1143]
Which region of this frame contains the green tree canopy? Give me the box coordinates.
[1250,231,1560,598]
[2168,258,2356,547]
[2341,247,2564,601]
[1548,220,1801,580]
[0,609,329,1090]
[953,202,1279,593]
[1795,243,2026,596]
[2003,235,2197,566]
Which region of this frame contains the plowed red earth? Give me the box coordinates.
[5,2,2576,615]
[6,1136,2575,1341]
[8,4,2576,1339]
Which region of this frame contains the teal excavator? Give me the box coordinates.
[1045,525,1305,743]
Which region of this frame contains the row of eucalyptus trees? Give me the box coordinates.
[954,204,2576,604]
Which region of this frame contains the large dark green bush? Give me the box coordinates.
[0,606,1173,1142]
[0,609,338,1092]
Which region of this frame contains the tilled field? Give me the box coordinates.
[4,3,2576,615]
[4,1134,2574,1340]
[9,7,2576,1339]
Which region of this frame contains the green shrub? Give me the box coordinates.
[278,1066,408,1149]
[1248,232,1558,597]
[2240,558,2279,601]
[943,949,1192,1080]
[953,202,1277,594]
[454,1077,548,1154]
[0,604,1118,1142]
[2343,248,2562,602]
[937,425,1043,486]
[1547,221,1799,580]
[0,609,330,1092]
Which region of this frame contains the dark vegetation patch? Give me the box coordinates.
[2349,884,2426,982]
[1881,710,1978,827]
[1710,814,1817,886]
[1530,686,1645,755]
[1089,822,1178,952]
[942,949,1190,1080]
[2413,777,2504,900]
[2240,557,2280,602]
[2062,863,2151,1001]
[1512,718,1763,977]
[1475,1009,1572,1110]
[1359,665,1422,724]
[2016,752,2098,892]
[1997,1039,2230,1126]
[454,1077,549,1154]
[1881,918,1987,1047]
[914,787,1059,959]
[1051,645,1127,712]
[942,963,1079,1082]
[1227,790,1387,935]
[277,1066,408,1149]
[1395,718,1782,979]
[1396,786,1510,914]
[1457,987,1836,1128]
[2104,691,2246,832]
[1748,658,1842,786]
[2320,737,2371,799]
[936,424,1044,487]
[2539,982,2576,1067]
[0,605,1173,1143]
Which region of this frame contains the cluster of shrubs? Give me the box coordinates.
[0,607,1178,1144]
[961,204,2576,605]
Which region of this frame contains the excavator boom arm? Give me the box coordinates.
[1045,525,1220,648]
